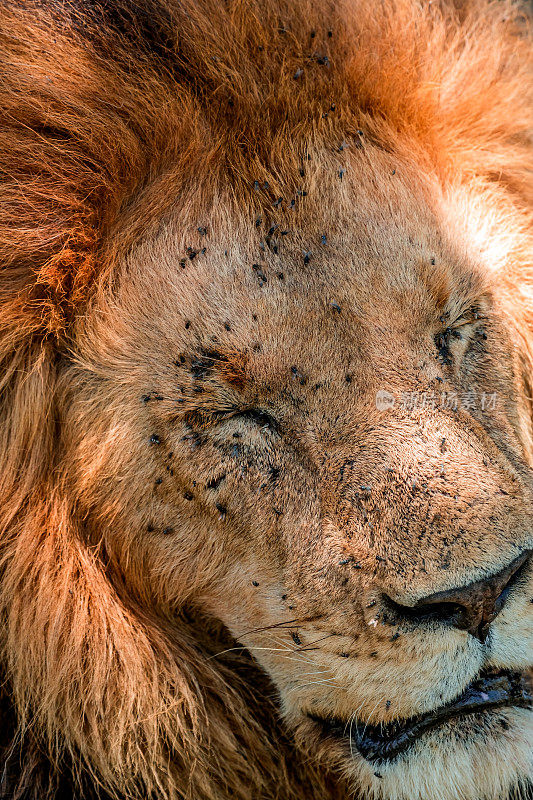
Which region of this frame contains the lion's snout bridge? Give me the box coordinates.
[382,549,532,641]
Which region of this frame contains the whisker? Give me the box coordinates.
[208,644,296,660]
[359,697,385,740]
[279,653,320,667]
[285,678,345,695]
[270,635,320,665]
[295,633,338,652]
[236,618,303,637]
[236,615,323,638]
[344,698,368,760]
[297,669,336,677]
[345,699,366,738]
[348,710,359,759]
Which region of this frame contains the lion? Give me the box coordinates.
[0,0,531,798]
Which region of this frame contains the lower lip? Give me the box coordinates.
[310,670,532,762]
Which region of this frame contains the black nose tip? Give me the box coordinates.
[385,550,532,642]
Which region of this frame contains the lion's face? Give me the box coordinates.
[65,152,533,800]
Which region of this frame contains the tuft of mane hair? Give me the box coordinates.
[0,1,531,798]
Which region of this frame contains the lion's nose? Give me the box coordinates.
[384,550,531,643]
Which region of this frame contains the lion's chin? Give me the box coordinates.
[304,669,533,800]
[310,669,531,762]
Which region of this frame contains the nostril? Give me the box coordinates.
[383,550,531,642]
[492,553,529,612]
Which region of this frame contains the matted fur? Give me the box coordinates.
[0,1,532,799]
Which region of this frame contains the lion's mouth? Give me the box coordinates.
[310,669,532,763]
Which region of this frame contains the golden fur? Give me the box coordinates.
[0,1,532,799]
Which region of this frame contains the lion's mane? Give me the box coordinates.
[0,1,531,798]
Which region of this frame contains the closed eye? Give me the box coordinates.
[191,406,280,434]
[435,305,488,365]
[237,408,279,432]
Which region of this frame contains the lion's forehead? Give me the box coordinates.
[116,188,488,391]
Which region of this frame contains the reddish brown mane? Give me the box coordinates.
[1,0,530,334]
